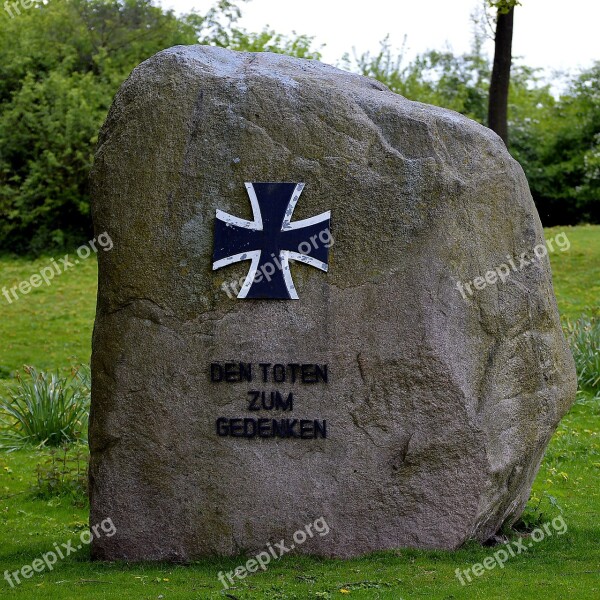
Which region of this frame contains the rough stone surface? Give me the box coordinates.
[89,45,577,560]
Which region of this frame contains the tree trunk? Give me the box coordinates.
[488,6,514,146]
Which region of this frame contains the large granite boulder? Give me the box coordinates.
[89,45,576,560]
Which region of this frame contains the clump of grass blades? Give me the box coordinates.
[0,365,90,450]
[565,315,600,394]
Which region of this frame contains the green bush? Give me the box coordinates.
[0,0,321,254]
[513,63,600,226]
[565,315,600,394]
[0,365,90,450]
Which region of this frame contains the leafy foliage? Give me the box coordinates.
[0,365,90,449]
[0,0,597,253]
[510,63,600,225]
[488,0,521,15]
[0,0,196,252]
[0,0,320,254]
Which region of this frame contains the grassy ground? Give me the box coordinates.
[545,225,600,320]
[0,254,97,375]
[0,226,598,599]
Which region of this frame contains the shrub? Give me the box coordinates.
[0,365,90,450]
[0,0,322,254]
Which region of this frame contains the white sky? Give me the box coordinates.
[161,0,599,76]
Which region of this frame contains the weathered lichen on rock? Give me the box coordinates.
[89,45,576,560]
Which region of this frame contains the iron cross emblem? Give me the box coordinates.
[212,182,331,299]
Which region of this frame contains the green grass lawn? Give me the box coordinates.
[0,254,97,375]
[545,225,600,320]
[0,226,598,599]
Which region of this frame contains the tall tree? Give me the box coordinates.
[487,1,519,145]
